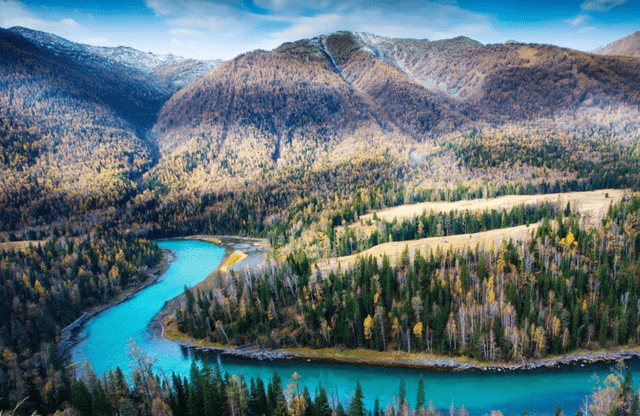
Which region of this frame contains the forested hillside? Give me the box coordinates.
[0,27,218,231]
[0,229,160,413]
[177,197,640,362]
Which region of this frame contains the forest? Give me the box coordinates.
[332,202,558,257]
[0,228,161,414]
[7,346,637,416]
[176,197,640,361]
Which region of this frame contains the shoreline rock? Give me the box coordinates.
[165,332,640,373]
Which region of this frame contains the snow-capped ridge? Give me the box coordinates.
[8,26,222,91]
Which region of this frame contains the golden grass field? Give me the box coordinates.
[353,189,625,234]
[320,223,541,272]
[323,189,628,272]
[0,240,42,252]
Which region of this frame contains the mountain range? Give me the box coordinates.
[1,26,639,234]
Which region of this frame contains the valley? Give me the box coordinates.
[2,23,640,416]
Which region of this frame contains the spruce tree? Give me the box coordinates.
[398,375,407,412]
[303,387,313,416]
[416,374,425,412]
[374,398,381,416]
[347,382,365,416]
[314,387,332,416]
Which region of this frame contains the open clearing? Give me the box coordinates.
[0,240,42,251]
[350,189,626,236]
[320,223,541,272]
[323,189,629,272]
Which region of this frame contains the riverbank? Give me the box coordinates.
[154,235,640,373]
[174,235,268,274]
[151,235,268,338]
[162,316,640,372]
[59,249,175,355]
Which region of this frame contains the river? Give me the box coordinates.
[71,239,637,416]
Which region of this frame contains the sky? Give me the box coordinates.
[0,0,638,60]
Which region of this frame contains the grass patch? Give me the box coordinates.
[221,250,246,269]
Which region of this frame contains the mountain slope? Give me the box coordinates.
[8,27,222,93]
[594,31,640,58]
[148,40,414,194]
[2,28,640,236]
[352,33,640,120]
[150,31,640,193]
[0,27,218,229]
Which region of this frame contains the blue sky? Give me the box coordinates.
[1,0,638,60]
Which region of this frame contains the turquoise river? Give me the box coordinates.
[71,239,640,415]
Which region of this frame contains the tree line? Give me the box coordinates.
[177,197,640,362]
[31,347,640,416]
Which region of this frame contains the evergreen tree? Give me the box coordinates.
[416,374,425,412]
[398,375,407,412]
[336,402,348,416]
[303,387,313,416]
[268,373,287,416]
[70,379,93,416]
[249,378,269,416]
[314,387,333,416]
[374,398,381,416]
[348,382,365,416]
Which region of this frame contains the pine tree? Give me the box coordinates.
[398,375,407,412]
[416,374,425,412]
[70,379,93,416]
[374,398,381,416]
[347,382,365,416]
[268,373,287,416]
[303,387,313,416]
[313,387,332,416]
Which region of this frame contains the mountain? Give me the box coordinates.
[2,28,640,235]
[0,27,219,229]
[148,31,467,192]
[594,31,640,58]
[8,27,222,92]
[148,31,640,193]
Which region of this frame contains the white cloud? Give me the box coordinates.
[139,0,495,59]
[265,4,495,47]
[569,14,591,27]
[0,0,86,40]
[581,0,628,12]
[577,26,597,34]
[169,28,203,36]
[144,0,178,16]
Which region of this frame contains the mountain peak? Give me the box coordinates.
[5,26,221,91]
[593,31,640,58]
